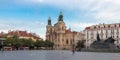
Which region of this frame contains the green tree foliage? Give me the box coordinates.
[4,35,34,47]
[3,36,54,50]
[76,40,85,50]
[34,40,44,49]
[4,35,19,46]
[44,40,54,48]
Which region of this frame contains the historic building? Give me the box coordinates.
[0,30,42,41]
[84,23,120,48]
[46,12,83,49]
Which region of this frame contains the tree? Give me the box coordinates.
[43,40,54,49]
[4,36,55,50]
[76,40,85,51]
[34,40,44,49]
[4,36,34,49]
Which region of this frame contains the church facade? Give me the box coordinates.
[46,12,83,50]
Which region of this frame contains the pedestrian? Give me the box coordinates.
[72,48,75,54]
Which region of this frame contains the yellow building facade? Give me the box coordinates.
[46,12,83,50]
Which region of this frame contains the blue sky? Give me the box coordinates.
[0,0,120,39]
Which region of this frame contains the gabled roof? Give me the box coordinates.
[85,27,90,30]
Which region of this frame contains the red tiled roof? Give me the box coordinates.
[7,30,41,39]
[65,30,72,33]
[0,33,5,37]
[85,27,90,30]
[72,31,77,35]
[7,31,27,36]
[19,31,27,36]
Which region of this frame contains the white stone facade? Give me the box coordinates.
[84,23,120,48]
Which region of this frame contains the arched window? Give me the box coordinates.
[62,39,64,42]
[62,27,64,30]
[66,39,68,44]
[58,44,59,47]
[117,28,119,35]
[70,39,72,44]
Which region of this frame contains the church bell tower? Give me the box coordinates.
[46,16,52,41]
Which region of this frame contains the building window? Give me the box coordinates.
[66,39,68,44]
[58,38,59,42]
[87,31,88,39]
[101,29,103,39]
[62,27,64,30]
[62,34,65,37]
[91,31,93,36]
[117,28,119,35]
[73,40,74,43]
[70,40,72,44]
[91,36,93,39]
[117,36,119,38]
[62,39,64,42]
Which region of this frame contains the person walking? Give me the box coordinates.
[72,44,75,54]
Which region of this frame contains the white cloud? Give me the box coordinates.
[18,0,43,3]
[83,0,120,23]
[13,0,44,6]
[66,22,96,31]
[13,0,120,24]
[41,0,120,23]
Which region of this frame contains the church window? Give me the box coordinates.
[70,40,72,44]
[62,39,64,42]
[58,38,60,42]
[58,44,59,47]
[66,39,68,44]
[62,27,64,30]
[73,40,74,42]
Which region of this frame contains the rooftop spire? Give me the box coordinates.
[48,16,51,25]
[60,11,62,15]
[58,11,63,21]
